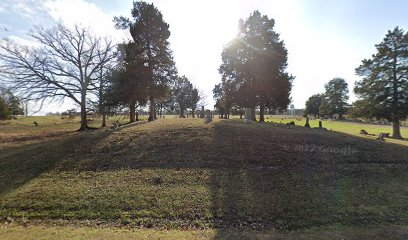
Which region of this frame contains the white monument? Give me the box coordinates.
[244,108,252,124]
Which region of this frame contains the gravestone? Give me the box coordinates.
[360,129,368,135]
[111,122,118,129]
[204,110,212,123]
[376,133,386,141]
[304,117,310,128]
[244,108,251,123]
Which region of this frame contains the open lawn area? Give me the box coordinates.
[263,115,408,147]
[1,117,408,239]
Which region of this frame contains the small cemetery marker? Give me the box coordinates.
[360,129,368,135]
[204,110,212,123]
[243,108,252,123]
[376,133,386,141]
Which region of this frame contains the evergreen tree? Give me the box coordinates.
[108,42,149,123]
[218,11,293,122]
[348,99,378,120]
[191,88,200,118]
[114,1,177,122]
[305,94,323,117]
[355,27,408,139]
[319,97,331,118]
[173,76,193,118]
[213,83,232,119]
[8,94,24,118]
[324,78,349,119]
[0,96,10,120]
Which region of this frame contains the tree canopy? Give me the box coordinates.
[114,1,177,122]
[217,11,293,121]
[305,94,323,117]
[324,78,349,119]
[355,26,408,139]
[0,25,116,130]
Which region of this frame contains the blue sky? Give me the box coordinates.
[1,0,408,114]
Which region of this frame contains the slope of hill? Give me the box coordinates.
[1,118,408,236]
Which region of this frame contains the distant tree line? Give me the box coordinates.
[304,77,349,119]
[304,27,408,139]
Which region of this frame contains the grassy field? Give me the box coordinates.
[0,115,150,149]
[263,115,408,146]
[1,224,407,239]
[1,116,408,238]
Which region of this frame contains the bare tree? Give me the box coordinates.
[0,24,116,130]
[197,88,208,109]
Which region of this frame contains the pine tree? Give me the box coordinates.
[218,11,293,122]
[355,27,408,139]
[0,96,10,120]
[114,1,177,122]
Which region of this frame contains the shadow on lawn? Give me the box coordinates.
[208,121,408,238]
[1,119,408,237]
[209,121,340,232]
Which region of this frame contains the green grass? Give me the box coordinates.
[1,224,407,239]
[0,115,150,149]
[263,115,408,146]
[1,117,408,238]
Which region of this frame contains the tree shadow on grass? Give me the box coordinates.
[1,119,408,236]
[208,120,408,238]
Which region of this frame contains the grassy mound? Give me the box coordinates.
[1,118,408,230]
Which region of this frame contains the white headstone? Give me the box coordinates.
[244,108,252,123]
[204,110,212,123]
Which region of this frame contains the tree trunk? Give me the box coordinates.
[392,114,402,139]
[136,111,139,121]
[79,92,88,131]
[102,110,106,127]
[129,100,136,123]
[158,103,163,118]
[99,65,105,128]
[240,109,243,119]
[180,107,185,118]
[148,96,155,122]
[154,103,157,120]
[192,108,195,118]
[259,104,265,122]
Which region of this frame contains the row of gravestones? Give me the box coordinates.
[241,109,324,128]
